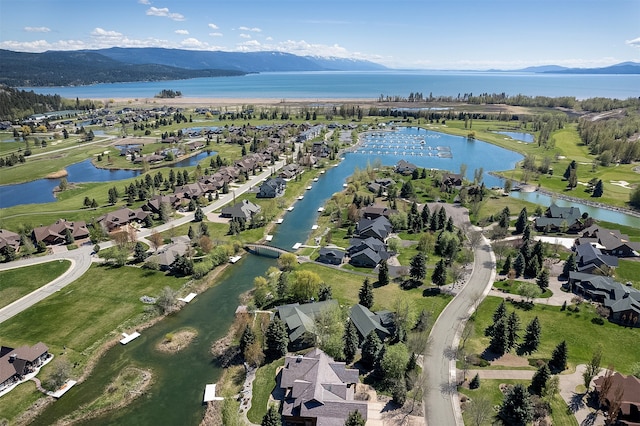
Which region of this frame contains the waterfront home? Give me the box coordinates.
[0,342,50,391]
[576,225,640,258]
[311,140,330,158]
[316,247,345,265]
[360,205,398,220]
[355,216,392,241]
[568,271,640,327]
[275,300,339,350]
[257,177,286,198]
[0,229,21,252]
[32,219,89,245]
[97,207,149,232]
[533,203,584,232]
[574,243,618,274]
[348,304,394,342]
[297,124,324,142]
[147,237,190,271]
[220,199,261,221]
[394,160,417,175]
[279,348,367,425]
[594,372,640,426]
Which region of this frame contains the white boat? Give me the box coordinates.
[276,218,284,224]
[342,183,348,188]
[297,195,304,200]
[317,207,324,212]
[306,186,312,190]
[313,177,319,182]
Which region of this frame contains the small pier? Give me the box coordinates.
[120,332,141,345]
[203,384,224,402]
[229,255,242,264]
[178,293,197,303]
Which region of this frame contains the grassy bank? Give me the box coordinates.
[0,260,71,309]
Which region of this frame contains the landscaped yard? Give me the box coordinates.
[0,260,71,309]
[463,296,640,375]
[615,259,640,289]
[246,358,284,424]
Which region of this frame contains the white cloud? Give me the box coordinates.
[209,32,223,37]
[626,37,640,48]
[24,26,50,33]
[208,23,219,30]
[179,38,210,49]
[266,36,273,41]
[175,29,189,35]
[91,27,123,38]
[238,26,261,33]
[146,7,185,21]
[239,34,251,39]
[138,0,150,4]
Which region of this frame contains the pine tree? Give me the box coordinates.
[493,300,508,324]
[501,254,512,275]
[261,404,281,426]
[421,204,430,225]
[359,278,374,309]
[431,258,447,286]
[593,179,604,197]
[194,206,204,222]
[343,320,358,364]
[536,268,550,291]
[410,252,427,283]
[513,252,526,277]
[530,363,551,395]
[563,253,576,277]
[265,317,288,360]
[240,324,256,354]
[522,316,541,354]
[361,331,382,368]
[499,383,533,426]
[506,311,521,350]
[550,340,568,372]
[515,207,528,234]
[490,318,508,355]
[469,373,480,389]
[344,410,366,426]
[378,259,389,286]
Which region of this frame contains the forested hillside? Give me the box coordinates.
[0,85,91,120]
[0,50,246,87]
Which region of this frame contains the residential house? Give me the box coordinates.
[366,177,396,194]
[574,243,619,274]
[568,271,640,327]
[186,141,205,151]
[576,225,640,258]
[147,194,180,215]
[348,304,393,342]
[355,216,392,241]
[0,342,50,391]
[276,300,339,349]
[316,248,345,265]
[594,372,640,426]
[97,207,149,232]
[311,141,330,158]
[279,348,367,426]
[257,177,286,198]
[147,237,190,271]
[349,247,382,268]
[173,182,211,200]
[279,164,302,180]
[297,124,324,142]
[133,154,165,164]
[32,219,89,245]
[220,199,261,221]
[360,205,398,220]
[440,173,463,191]
[347,236,389,268]
[0,229,21,252]
[394,160,417,175]
[533,203,584,232]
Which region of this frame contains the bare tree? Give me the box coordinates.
[149,230,163,252]
[606,383,625,425]
[465,393,493,426]
[598,367,614,410]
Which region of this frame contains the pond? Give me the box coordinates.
[494,131,535,143]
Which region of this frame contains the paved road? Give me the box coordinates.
[0,148,294,325]
[423,203,496,426]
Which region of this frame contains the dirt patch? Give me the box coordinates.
[491,353,530,368]
[46,169,68,179]
[155,328,198,354]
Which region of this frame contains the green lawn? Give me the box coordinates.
[0,380,42,424]
[493,280,552,298]
[463,296,640,374]
[246,358,284,424]
[615,259,640,289]
[0,260,71,309]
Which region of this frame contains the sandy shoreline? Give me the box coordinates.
[104,96,375,107]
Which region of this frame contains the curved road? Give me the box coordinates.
[0,147,294,325]
[423,203,496,426]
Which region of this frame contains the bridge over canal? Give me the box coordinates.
[244,243,293,258]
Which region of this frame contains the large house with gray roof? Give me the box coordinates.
[276,300,338,350]
[220,199,261,221]
[574,242,619,274]
[576,225,640,258]
[348,304,394,342]
[279,348,367,426]
[533,203,584,233]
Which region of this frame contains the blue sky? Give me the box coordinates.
[1,0,638,69]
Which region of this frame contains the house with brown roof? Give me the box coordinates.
[0,229,21,252]
[594,372,640,426]
[279,348,367,426]
[0,342,50,391]
[32,219,89,245]
[97,207,149,232]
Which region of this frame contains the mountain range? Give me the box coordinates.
[0,47,638,87]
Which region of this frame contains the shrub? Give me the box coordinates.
[591,317,605,325]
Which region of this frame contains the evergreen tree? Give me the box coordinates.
[530,363,551,396]
[550,340,568,372]
[318,283,333,301]
[378,259,389,286]
[563,253,576,277]
[400,180,414,198]
[133,242,147,263]
[515,207,528,234]
[493,300,508,324]
[343,320,359,364]
[506,311,521,350]
[513,252,526,277]
[522,223,532,242]
[240,324,256,354]
[431,258,447,287]
[265,317,289,360]
[261,405,281,426]
[358,278,374,309]
[421,204,430,225]
[361,331,382,368]
[437,206,447,229]
[194,206,204,222]
[469,373,480,389]
[344,410,366,426]
[187,225,195,241]
[501,254,512,275]
[536,268,550,291]
[64,229,74,245]
[522,317,541,354]
[499,383,533,426]
[593,179,604,197]
[445,216,454,232]
[490,318,508,355]
[409,252,427,283]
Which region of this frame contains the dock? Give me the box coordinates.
[313,177,319,182]
[292,242,302,250]
[276,218,284,224]
[178,293,197,303]
[265,235,273,241]
[306,185,312,190]
[120,332,141,345]
[297,195,304,200]
[287,206,294,211]
[311,225,318,230]
[317,207,324,212]
[229,255,242,264]
[203,384,224,402]
[49,380,77,399]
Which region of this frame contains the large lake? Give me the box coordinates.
[22,71,640,100]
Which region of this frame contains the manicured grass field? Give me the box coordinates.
[246,358,284,424]
[0,260,71,309]
[464,296,640,375]
[0,379,42,424]
[615,259,640,289]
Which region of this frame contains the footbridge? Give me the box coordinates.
[245,243,292,258]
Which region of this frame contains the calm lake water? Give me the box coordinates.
[495,131,535,143]
[21,71,640,100]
